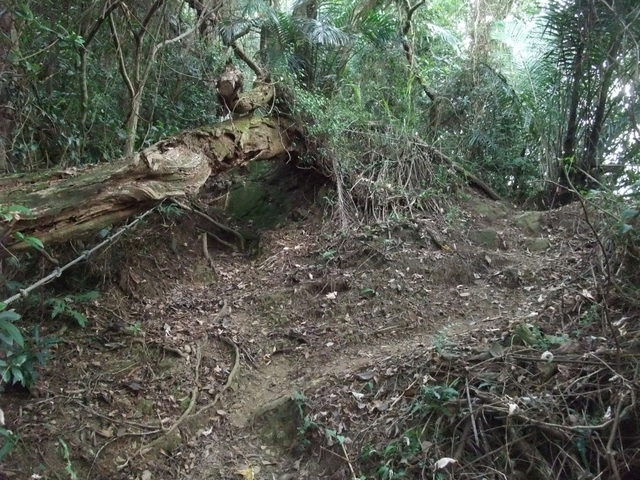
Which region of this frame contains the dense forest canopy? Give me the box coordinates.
[0,0,637,203]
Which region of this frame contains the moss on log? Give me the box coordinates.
[0,115,301,247]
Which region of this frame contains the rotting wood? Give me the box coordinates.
[0,115,301,248]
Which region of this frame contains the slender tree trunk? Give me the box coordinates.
[79,1,123,153]
[125,90,144,156]
[561,44,584,162]
[549,42,586,206]
[581,38,620,184]
[0,5,15,172]
[400,0,435,101]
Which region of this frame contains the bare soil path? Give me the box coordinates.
[0,196,590,480]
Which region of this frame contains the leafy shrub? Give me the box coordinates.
[0,305,54,389]
[46,291,100,327]
[0,424,17,462]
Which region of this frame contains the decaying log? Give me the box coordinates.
[216,62,273,116]
[216,62,244,116]
[0,115,301,247]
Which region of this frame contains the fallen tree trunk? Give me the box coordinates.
[1,115,301,247]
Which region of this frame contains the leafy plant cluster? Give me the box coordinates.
[0,304,52,390]
[294,380,463,480]
[360,383,460,480]
[0,289,99,390]
[584,188,640,300]
[0,275,97,460]
[1,204,101,391]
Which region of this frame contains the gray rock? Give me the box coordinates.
[471,200,508,221]
[524,237,550,251]
[469,229,502,249]
[514,211,545,234]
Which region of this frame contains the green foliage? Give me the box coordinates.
[0,307,24,349]
[3,0,637,209]
[125,321,143,337]
[0,205,34,222]
[0,302,54,389]
[287,67,461,222]
[12,232,44,250]
[434,61,544,200]
[46,291,100,327]
[320,249,338,262]
[0,307,29,387]
[1,204,45,261]
[158,203,185,221]
[583,189,640,295]
[513,323,568,350]
[59,438,79,480]
[433,327,460,356]
[360,287,376,298]
[0,426,17,462]
[360,382,460,479]
[0,203,55,389]
[293,392,321,450]
[414,384,459,414]
[6,1,225,168]
[579,304,601,331]
[325,427,346,446]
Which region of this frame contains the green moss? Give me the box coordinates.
[226,161,295,229]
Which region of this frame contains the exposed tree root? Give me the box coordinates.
[138,344,204,456]
[189,335,241,419]
[173,199,246,251]
[132,335,241,458]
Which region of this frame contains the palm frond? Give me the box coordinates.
[425,22,461,55]
[264,9,300,47]
[218,19,257,45]
[298,18,351,46]
[359,9,397,45]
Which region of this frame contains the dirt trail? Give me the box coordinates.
[180,199,587,479]
[0,195,590,480]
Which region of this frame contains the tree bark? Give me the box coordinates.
[0,115,301,248]
[580,37,620,186]
[561,43,585,163]
[0,5,15,172]
[400,0,435,101]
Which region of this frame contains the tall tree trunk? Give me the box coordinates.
[125,90,144,156]
[549,42,585,206]
[580,38,621,185]
[0,5,15,172]
[400,0,435,101]
[1,115,301,248]
[561,43,585,163]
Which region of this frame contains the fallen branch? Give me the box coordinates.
[341,441,359,480]
[414,140,501,201]
[172,199,246,250]
[1,204,160,306]
[198,227,239,252]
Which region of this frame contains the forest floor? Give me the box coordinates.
[1,166,634,480]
